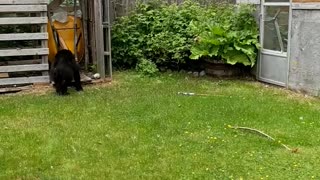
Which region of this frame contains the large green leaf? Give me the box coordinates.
[211,26,225,36]
[222,50,252,66]
[234,43,255,56]
[208,46,220,57]
[190,46,209,59]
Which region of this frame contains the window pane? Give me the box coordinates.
[263,6,289,52]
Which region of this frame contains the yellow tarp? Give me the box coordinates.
[48,16,84,63]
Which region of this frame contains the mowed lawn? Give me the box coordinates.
[1,71,320,179]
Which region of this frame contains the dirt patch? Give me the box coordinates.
[0,78,115,97]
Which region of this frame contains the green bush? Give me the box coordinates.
[111,1,260,74]
[135,58,159,76]
[189,4,260,67]
[111,0,200,72]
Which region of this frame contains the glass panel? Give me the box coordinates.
[263,6,289,52]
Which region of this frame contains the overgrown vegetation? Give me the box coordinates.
[112,1,197,74]
[189,4,260,66]
[111,1,260,75]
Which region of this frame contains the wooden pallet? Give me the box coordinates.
[0,0,49,86]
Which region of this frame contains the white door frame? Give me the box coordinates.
[257,0,292,87]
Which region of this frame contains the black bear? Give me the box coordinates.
[51,49,83,95]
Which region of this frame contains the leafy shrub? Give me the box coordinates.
[189,4,260,66]
[111,0,201,72]
[135,58,159,76]
[111,1,260,75]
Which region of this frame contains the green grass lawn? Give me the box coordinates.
[1,71,320,179]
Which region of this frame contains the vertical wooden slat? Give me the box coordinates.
[104,0,113,78]
[73,0,78,62]
[89,0,96,66]
[112,0,117,22]
[94,0,105,78]
[101,0,110,78]
[81,0,89,70]
[125,0,129,14]
[41,11,49,77]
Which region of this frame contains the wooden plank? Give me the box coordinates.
[0,76,49,86]
[60,6,80,13]
[0,5,47,12]
[40,11,49,76]
[80,73,92,83]
[94,0,106,78]
[0,73,9,78]
[88,1,96,66]
[73,0,78,61]
[48,0,64,11]
[0,48,49,57]
[104,0,113,78]
[7,59,42,65]
[0,0,49,5]
[0,64,48,73]
[81,0,89,70]
[0,17,47,25]
[0,33,48,41]
[292,3,320,8]
[0,85,32,94]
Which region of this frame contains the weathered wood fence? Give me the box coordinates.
[0,0,49,86]
[109,0,235,22]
